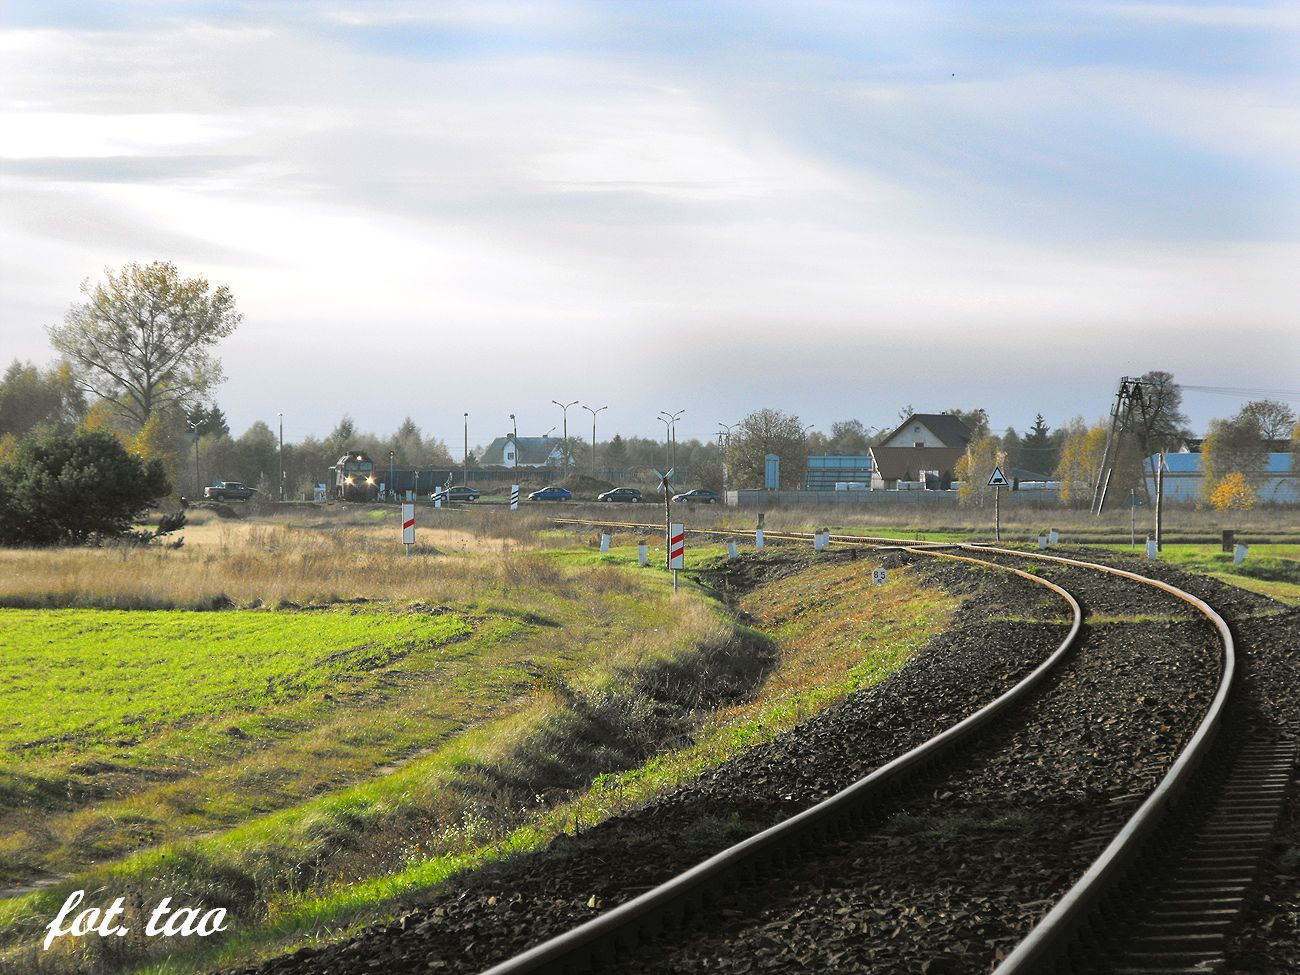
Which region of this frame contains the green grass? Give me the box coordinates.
[0,608,471,758]
[1097,542,1300,604]
[0,547,765,974]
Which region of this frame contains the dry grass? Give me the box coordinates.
[0,507,568,610]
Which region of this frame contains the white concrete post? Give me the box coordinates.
[1234,543,1248,564]
[600,533,610,554]
[755,528,764,550]
[638,540,648,566]
[726,540,737,559]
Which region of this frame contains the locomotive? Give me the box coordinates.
[332,451,379,501]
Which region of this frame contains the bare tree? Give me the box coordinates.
[1238,399,1296,442]
[1135,370,1190,454]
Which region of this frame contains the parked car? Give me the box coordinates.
[528,486,573,501]
[672,488,719,504]
[430,485,480,502]
[597,487,643,503]
[204,481,256,502]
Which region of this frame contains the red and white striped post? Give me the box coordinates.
[669,522,684,593]
[401,503,415,556]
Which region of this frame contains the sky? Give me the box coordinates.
[2,0,1298,449]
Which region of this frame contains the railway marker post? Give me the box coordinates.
[401,503,415,556]
[638,540,648,566]
[726,540,737,560]
[1146,534,1158,559]
[1038,533,1049,550]
[988,466,1009,542]
[1050,528,1059,546]
[755,528,764,550]
[510,484,519,511]
[1234,543,1248,564]
[872,567,888,585]
[600,533,610,554]
[669,522,685,593]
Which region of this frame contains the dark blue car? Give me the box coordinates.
[528,486,572,501]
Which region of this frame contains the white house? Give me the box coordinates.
[478,435,566,469]
[869,413,973,490]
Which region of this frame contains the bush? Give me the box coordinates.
[0,427,170,545]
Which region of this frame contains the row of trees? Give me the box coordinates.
[5,262,1297,539]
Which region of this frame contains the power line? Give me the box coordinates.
[1177,384,1300,399]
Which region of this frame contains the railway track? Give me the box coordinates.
[232,522,1295,975]
[468,520,1272,974]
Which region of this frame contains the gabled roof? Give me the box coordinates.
[869,446,966,481]
[879,413,973,449]
[481,435,564,466]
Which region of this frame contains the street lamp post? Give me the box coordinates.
[552,399,578,470]
[389,450,395,502]
[658,409,685,473]
[658,416,673,469]
[717,420,737,494]
[463,412,469,487]
[581,404,607,474]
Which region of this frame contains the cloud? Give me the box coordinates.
[1,3,1296,440]
[1089,2,1300,31]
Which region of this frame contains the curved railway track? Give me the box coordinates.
[231,519,1294,975]
[465,519,1273,974]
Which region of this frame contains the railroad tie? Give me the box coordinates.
[1101,736,1298,974]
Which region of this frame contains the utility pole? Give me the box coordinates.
[463,412,469,487]
[657,467,674,569]
[1155,452,1166,552]
[187,409,202,497]
[1092,377,1157,515]
[389,449,395,502]
[278,412,284,503]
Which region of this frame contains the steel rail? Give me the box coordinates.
[551,520,1239,970]
[479,547,1082,975]
[960,545,1236,975]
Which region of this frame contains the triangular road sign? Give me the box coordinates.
[987,466,1010,488]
